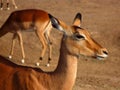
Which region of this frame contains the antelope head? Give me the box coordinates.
[49,13,108,60]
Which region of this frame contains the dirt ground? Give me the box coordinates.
[0,0,120,90]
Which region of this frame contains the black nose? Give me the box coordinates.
[103,50,108,55]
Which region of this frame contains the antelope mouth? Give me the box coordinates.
[95,55,108,60]
[96,56,105,60]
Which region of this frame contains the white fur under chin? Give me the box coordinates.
[97,57,104,60]
[96,54,108,60]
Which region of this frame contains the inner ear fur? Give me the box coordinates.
[73,13,82,27]
[49,14,68,32]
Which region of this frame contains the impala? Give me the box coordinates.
[0,13,108,90]
[0,9,53,66]
[0,0,17,10]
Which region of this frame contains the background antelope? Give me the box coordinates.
[0,13,108,90]
[0,9,53,66]
[0,0,17,10]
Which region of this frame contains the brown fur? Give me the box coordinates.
[0,13,108,90]
[0,39,77,90]
[0,9,53,64]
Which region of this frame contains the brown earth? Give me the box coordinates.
[0,0,120,90]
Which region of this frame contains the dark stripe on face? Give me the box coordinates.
[73,26,84,30]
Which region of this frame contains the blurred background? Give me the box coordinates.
[0,0,120,90]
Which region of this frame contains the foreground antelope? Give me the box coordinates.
[0,0,17,10]
[0,9,53,65]
[0,13,108,90]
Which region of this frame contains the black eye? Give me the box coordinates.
[74,33,85,40]
[76,34,84,39]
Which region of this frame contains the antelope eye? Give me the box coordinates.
[75,34,84,39]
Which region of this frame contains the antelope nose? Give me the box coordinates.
[101,48,108,57]
[96,48,108,60]
[103,50,108,55]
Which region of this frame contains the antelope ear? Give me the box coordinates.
[73,13,82,27]
[49,14,65,32]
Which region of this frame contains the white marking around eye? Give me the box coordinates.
[80,34,87,40]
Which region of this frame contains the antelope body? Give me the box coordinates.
[0,9,53,65]
[0,13,108,90]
